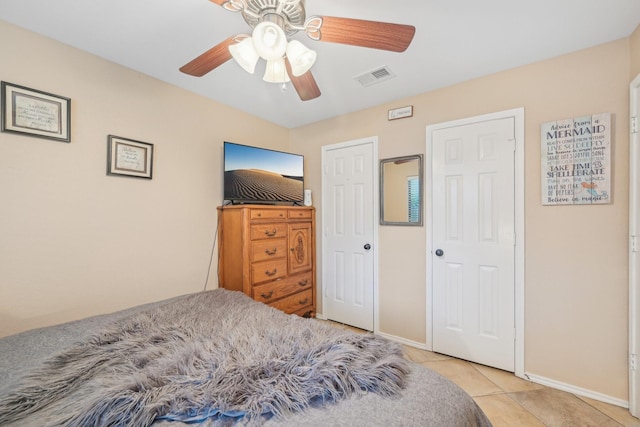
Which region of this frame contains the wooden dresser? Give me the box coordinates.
[217,205,315,317]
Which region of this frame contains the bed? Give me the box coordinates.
[0,289,491,426]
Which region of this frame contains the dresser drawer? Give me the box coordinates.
[252,272,312,303]
[290,306,315,318]
[288,209,312,220]
[269,289,313,314]
[251,238,286,262]
[250,209,287,220]
[250,223,287,240]
[251,259,287,284]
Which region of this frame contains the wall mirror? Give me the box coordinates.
[380,154,423,226]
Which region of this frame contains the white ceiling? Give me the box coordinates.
[1,0,639,128]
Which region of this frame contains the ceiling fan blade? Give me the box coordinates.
[209,0,244,12]
[285,58,321,101]
[179,36,237,77]
[312,16,415,52]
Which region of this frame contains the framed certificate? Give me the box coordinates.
[107,135,154,179]
[1,81,71,142]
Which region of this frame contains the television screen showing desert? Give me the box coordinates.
[224,143,304,203]
[224,169,303,202]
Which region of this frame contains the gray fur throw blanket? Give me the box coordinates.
[0,289,409,426]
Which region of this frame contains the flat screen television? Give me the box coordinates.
[223,141,304,205]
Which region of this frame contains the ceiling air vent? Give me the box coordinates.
[354,66,396,87]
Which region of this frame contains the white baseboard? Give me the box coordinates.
[375,331,427,350]
[525,373,629,408]
[316,316,427,350]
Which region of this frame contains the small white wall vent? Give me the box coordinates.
[354,66,396,87]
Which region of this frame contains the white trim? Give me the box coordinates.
[630,73,640,417]
[526,373,629,409]
[425,107,526,378]
[425,130,435,351]
[375,331,428,350]
[321,137,379,333]
[514,108,526,379]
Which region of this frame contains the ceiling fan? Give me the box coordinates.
[179,0,416,101]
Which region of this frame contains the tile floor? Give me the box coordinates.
[325,320,640,427]
[402,345,639,427]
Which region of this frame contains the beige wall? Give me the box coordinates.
[291,38,633,400]
[0,21,288,337]
[631,24,640,78]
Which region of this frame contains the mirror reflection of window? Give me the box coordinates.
[407,175,420,223]
[380,155,423,226]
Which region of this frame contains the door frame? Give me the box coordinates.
[425,108,525,378]
[320,136,380,332]
[629,73,640,417]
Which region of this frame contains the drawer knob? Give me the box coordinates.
[265,229,277,237]
[265,268,278,276]
[299,298,309,305]
[261,291,274,299]
[298,280,308,286]
[265,248,278,256]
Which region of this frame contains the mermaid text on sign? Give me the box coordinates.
[541,113,611,205]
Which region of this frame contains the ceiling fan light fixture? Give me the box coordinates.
[263,58,290,83]
[182,0,416,102]
[285,40,316,76]
[252,21,287,61]
[229,37,259,74]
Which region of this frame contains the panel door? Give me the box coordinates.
[432,117,516,371]
[323,140,375,331]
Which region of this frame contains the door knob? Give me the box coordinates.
[364,243,371,250]
[435,249,444,257]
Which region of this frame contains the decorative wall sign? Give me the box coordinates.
[541,113,611,205]
[107,135,154,179]
[0,81,71,142]
[388,105,413,121]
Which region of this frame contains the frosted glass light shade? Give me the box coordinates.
[229,37,259,74]
[252,21,287,61]
[263,58,290,83]
[286,40,317,76]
